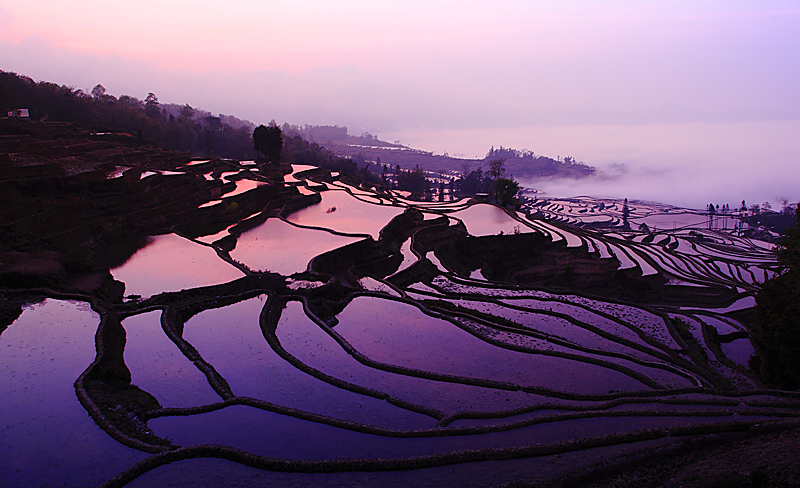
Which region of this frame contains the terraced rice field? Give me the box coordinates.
[2,164,796,488]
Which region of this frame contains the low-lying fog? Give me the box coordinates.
[387,120,800,210]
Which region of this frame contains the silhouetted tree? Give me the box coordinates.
[460,167,490,196]
[253,124,282,164]
[495,177,520,206]
[397,165,428,196]
[622,198,630,229]
[91,84,106,100]
[460,161,471,181]
[487,158,506,203]
[144,92,160,118]
[118,95,142,109]
[754,206,800,388]
[708,203,716,229]
[179,104,195,119]
[488,158,505,179]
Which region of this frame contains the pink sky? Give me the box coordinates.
[1,1,799,207]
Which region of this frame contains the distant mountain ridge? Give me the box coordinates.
[282,124,596,180]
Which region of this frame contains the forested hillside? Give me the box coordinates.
[0,71,255,159]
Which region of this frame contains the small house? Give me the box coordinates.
[7,108,30,118]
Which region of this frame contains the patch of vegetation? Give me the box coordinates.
[304,283,354,323]
[435,231,621,291]
[672,317,693,341]
[385,258,440,288]
[422,299,524,330]
[378,208,425,247]
[753,206,800,389]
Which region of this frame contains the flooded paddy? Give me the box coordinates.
[3,161,796,488]
[0,301,147,487]
[230,218,362,275]
[449,203,533,236]
[333,297,652,394]
[286,188,405,238]
[111,233,245,298]
[124,311,222,408]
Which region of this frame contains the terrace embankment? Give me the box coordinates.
[0,121,315,300]
[435,232,665,297]
[509,424,800,488]
[431,231,743,308]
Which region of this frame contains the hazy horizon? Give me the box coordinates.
[386,120,800,210]
[2,1,799,209]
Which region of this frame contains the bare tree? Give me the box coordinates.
[488,158,505,180]
[488,158,506,203]
[460,161,471,180]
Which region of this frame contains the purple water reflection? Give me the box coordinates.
[334,297,651,395]
[111,234,245,297]
[0,300,147,487]
[286,190,404,238]
[230,218,361,275]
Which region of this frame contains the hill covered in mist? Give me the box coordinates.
[289,123,596,179]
